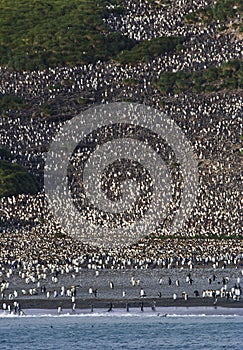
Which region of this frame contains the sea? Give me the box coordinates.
[0,307,242,350]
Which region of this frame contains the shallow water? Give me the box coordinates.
[0,308,242,350]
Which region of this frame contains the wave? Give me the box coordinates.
[1,307,243,318]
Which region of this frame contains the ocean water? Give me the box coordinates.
[0,308,242,350]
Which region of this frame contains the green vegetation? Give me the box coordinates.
[0,94,25,113]
[54,231,66,238]
[0,148,13,161]
[185,0,243,31]
[154,60,243,94]
[157,234,242,240]
[0,0,241,70]
[122,78,139,86]
[0,150,39,198]
[0,0,187,70]
[116,36,186,65]
[0,0,135,70]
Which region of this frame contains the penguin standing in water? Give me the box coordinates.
[151,301,156,312]
[107,303,113,312]
[141,302,144,312]
[14,301,19,314]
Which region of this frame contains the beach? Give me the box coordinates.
[5,297,243,311]
[2,267,243,314]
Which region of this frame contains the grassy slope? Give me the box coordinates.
[0,94,25,113]
[0,148,39,198]
[0,0,136,70]
[116,36,186,65]
[184,0,243,31]
[0,160,39,198]
[154,60,243,94]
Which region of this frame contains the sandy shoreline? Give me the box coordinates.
[2,267,243,315]
[6,297,243,310]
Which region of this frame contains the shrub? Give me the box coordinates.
[0,158,39,198]
[0,94,25,113]
[154,59,243,94]
[116,36,186,65]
